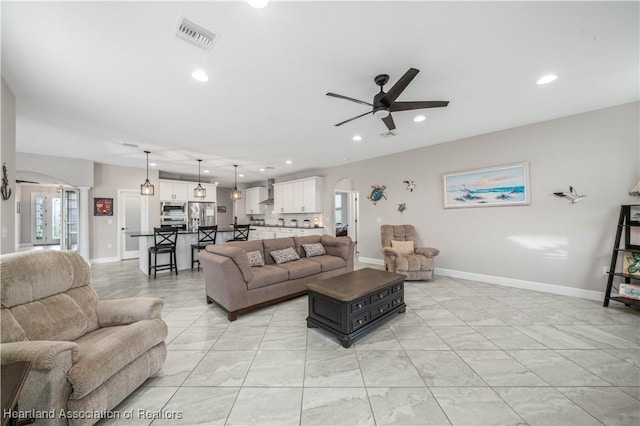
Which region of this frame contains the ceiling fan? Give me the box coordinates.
[327,68,449,131]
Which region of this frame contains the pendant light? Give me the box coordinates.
[193,159,206,199]
[231,164,242,200]
[140,151,154,196]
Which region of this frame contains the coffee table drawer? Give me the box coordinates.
[350,297,368,314]
[369,288,390,304]
[391,282,403,293]
[351,312,369,331]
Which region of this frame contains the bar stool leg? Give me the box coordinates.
[174,250,178,275]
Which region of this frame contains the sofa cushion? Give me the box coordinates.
[246,250,265,267]
[391,240,414,255]
[10,293,89,341]
[247,265,290,290]
[321,235,352,260]
[226,239,264,254]
[68,318,167,399]
[395,254,433,272]
[293,235,322,258]
[270,247,300,264]
[263,237,296,265]
[0,308,26,343]
[274,259,322,280]
[306,255,347,272]
[302,243,326,257]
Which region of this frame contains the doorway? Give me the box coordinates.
[30,192,61,246]
[118,190,141,260]
[334,178,359,254]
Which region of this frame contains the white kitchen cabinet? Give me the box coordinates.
[273,177,323,213]
[159,181,188,201]
[245,187,267,215]
[248,226,324,241]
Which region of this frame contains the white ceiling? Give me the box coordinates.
[2,1,638,186]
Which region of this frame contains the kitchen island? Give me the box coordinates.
[129,228,239,275]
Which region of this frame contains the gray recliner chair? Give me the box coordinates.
[381,224,439,280]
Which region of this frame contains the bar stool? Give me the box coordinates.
[226,224,250,242]
[191,225,218,270]
[148,227,178,279]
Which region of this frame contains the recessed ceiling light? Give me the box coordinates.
[149,163,157,167]
[191,69,209,82]
[536,74,557,85]
[203,170,210,174]
[247,0,269,8]
[285,160,292,164]
[239,174,244,177]
[214,181,219,185]
[352,135,362,142]
[414,115,426,122]
[259,168,265,172]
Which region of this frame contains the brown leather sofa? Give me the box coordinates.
[199,235,354,320]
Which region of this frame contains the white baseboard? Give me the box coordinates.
[357,257,604,301]
[359,256,384,266]
[90,257,120,265]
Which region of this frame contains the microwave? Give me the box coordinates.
[161,201,186,215]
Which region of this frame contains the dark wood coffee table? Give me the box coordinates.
[306,268,406,348]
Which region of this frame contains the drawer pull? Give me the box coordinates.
[378,307,385,313]
[356,303,363,309]
[356,319,364,325]
[378,294,385,299]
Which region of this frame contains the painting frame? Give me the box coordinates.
[443,162,530,209]
[93,197,113,216]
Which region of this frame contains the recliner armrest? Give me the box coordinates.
[96,297,163,327]
[382,247,401,258]
[415,247,440,257]
[1,341,78,370]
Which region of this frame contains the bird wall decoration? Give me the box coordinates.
[403,180,416,192]
[554,186,586,203]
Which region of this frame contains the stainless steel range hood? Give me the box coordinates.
[258,179,275,205]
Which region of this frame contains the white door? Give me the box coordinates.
[119,190,141,260]
[31,192,62,246]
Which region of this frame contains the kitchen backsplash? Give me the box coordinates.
[253,210,324,228]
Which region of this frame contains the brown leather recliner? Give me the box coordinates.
[381,224,439,280]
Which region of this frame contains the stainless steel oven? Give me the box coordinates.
[160,202,187,230]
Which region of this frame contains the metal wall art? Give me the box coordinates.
[367,185,387,205]
[1,163,12,201]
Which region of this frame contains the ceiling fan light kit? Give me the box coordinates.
[327,67,449,131]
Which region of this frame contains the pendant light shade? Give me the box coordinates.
[140,151,154,196]
[231,164,242,200]
[193,159,206,199]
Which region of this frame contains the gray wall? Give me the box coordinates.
[1,78,16,254]
[91,163,160,260]
[16,152,93,187]
[319,102,639,293]
[216,187,234,228]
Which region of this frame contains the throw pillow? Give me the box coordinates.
[302,243,326,257]
[246,250,265,267]
[270,247,300,264]
[391,240,414,255]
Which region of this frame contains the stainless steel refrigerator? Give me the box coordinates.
[188,202,216,231]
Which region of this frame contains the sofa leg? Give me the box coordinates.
[228,311,238,321]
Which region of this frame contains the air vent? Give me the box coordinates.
[380,130,398,138]
[176,18,217,51]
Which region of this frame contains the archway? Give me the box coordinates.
[334,177,359,253]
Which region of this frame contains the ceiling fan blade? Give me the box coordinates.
[390,101,449,112]
[335,110,373,127]
[380,68,419,106]
[326,92,373,107]
[382,114,396,131]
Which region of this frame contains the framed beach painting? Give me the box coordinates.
[443,162,530,208]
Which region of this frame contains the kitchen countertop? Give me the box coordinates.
[250,225,324,229]
[128,228,238,237]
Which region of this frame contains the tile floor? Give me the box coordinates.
[92,260,640,425]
